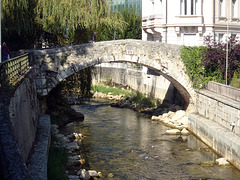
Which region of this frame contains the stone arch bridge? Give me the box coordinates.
[24,39,196,112]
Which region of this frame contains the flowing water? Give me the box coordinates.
[60,99,240,180]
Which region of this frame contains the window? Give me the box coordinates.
[219,34,224,42]
[219,0,225,17]
[180,0,187,15]
[180,0,197,15]
[232,0,238,18]
[191,0,197,15]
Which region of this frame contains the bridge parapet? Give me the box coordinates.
[24,39,196,112]
[0,54,30,94]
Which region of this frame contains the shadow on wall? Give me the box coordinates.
[162,84,185,108]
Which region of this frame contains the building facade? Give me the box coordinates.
[108,0,142,14]
[142,0,240,46]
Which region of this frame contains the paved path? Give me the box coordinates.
[28,114,51,180]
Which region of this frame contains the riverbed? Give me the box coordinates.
[60,99,240,180]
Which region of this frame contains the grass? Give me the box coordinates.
[91,84,133,97]
[92,84,160,109]
[129,91,158,108]
[47,135,68,180]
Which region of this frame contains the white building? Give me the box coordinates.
[142,0,240,46]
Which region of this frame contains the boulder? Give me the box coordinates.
[98,172,104,178]
[166,129,181,135]
[216,158,230,166]
[171,110,186,121]
[79,169,91,180]
[88,170,98,177]
[179,116,188,126]
[108,173,114,178]
[181,128,189,135]
[73,132,83,140]
[65,142,79,150]
[151,115,161,121]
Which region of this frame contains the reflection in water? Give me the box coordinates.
[61,99,240,180]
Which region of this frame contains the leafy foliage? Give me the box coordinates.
[1,0,126,49]
[181,36,240,88]
[129,91,156,108]
[230,71,240,88]
[35,0,126,45]
[61,67,93,97]
[99,9,142,41]
[202,36,240,84]
[1,0,40,50]
[181,46,206,88]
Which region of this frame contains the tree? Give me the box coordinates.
[202,36,240,84]
[1,0,39,50]
[99,8,142,41]
[1,0,126,49]
[35,0,126,45]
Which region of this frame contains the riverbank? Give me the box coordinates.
[48,83,240,179]
[50,124,102,180]
[61,98,240,179]
[93,91,191,135]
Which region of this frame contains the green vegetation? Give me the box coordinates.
[47,136,68,180]
[100,8,142,40]
[230,71,240,87]
[2,1,142,50]
[2,0,126,49]
[181,46,208,88]
[181,45,226,88]
[61,67,93,97]
[92,84,160,108]
[129,91,158,108]
[92,84,133,97]
[181,36,240,88]
[60,54,70,66]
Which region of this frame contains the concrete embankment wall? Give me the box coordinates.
[189,81,240,169]
[92,63,184,106]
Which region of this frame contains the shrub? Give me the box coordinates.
[181,36,240,88]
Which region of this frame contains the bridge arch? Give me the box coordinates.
[25,39,196,112]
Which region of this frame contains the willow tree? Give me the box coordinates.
[1,0,39,50]
[36,0,126,46]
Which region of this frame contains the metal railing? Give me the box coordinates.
[0,54,30,93]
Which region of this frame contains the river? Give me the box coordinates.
[60,99,240,180]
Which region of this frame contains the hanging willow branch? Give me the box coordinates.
[36,0,126,44]
[1,0,37,37]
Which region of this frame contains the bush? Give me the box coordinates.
[181,36,240,88]
[181,46,207,88]
[230,71,240,88]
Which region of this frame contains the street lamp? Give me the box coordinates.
[225,1,229,85]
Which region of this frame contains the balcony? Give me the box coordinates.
[142,14,165,28]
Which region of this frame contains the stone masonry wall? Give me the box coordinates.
[197,88,240,136]
[8,68,40,162]
[92,63,184,105]
[189,82,240,169]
